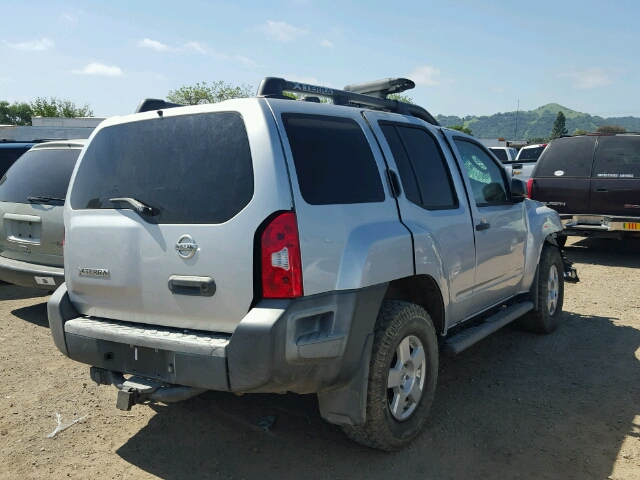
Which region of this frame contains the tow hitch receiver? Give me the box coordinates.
[89,367,207,411]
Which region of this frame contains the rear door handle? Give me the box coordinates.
[596,187,608,192]
[168,275,216,296]
[475,222,491,231]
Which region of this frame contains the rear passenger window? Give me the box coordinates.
[282,114,384,205]
[593,136,640,178]
[535,137,596,178]
[379,123,457,209]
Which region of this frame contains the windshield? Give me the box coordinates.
[516,146,546,161]
[69,112,254,224]
[0,149,81,204]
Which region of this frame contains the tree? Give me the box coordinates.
[166,81,253,105]
[30,97,93,118]
[450,125,473,135]
[387,93,414,104]
[527,137,548,144]
[283,92,330,103]
[573,129,588,136]
[550,111,568,139]
[0,101,33,125]
[596,125,626,133]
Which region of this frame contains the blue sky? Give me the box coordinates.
[1,0,639,118]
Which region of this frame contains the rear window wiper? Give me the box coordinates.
[28,196,65,203]
[109,197,160,216]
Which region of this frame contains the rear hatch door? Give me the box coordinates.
[529,136,596,214]
[590,135,640,217]
[0,147,80,267]
[65,103,292,333]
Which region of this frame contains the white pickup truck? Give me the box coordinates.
[502,143,548,181]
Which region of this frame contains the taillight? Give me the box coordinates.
[261,212,303,299]
[526,178,533,199]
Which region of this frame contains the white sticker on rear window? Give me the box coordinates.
[34,276,56,286]
[554,170,564,176]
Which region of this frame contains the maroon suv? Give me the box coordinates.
[528,133,640,243]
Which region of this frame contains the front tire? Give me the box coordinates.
[342,300,438,451]
[517,245,564,333]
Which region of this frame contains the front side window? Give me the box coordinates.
[454,139,509,205]
[282,113,384,205]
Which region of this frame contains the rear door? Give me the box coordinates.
[365,113,477,323]
[590,135,640,217]
[529,136,596,214]
[65,101,293,333]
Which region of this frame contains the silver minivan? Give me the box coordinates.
[0,140,85,289]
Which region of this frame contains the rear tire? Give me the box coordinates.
[517,245,564,333]
[342,300,438,451]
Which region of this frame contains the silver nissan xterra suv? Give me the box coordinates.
[48,77,578,451]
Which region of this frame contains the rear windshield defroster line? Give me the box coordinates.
[0,149,81,204]
[70,112,255,224]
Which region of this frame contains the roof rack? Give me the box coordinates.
[256,77,439,126]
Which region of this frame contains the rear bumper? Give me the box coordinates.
[48,282,386,395]
[0,255,64,289]
[560,214,640,236]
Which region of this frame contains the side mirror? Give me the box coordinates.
[511,178,527,202]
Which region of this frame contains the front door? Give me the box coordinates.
[444,133,527,311]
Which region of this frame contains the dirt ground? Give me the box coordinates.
[1,236,640,479]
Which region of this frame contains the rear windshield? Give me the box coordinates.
[489,148,508,162]
[593,136,640,178]
[70,112,254,224]
[534,137,596,178]
[0,149,81,204]
[282,113,384,205]
[516,146,546,161]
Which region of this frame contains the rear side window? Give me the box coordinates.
[0,149,81,204]
[534,137,596,178]
[489,148,508,162]
[70,113,254,224]
[282,113,384,205]
[516,146,546,161]
[380,123,457,209]
[593,136,640,178]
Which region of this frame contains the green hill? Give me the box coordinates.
[435,103,640,140]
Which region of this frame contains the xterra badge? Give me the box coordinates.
[78,268,110,278]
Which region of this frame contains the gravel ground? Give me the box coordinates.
[1,236,640,479]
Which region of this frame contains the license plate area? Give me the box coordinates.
[124,345,173,383]
[4,218,42,244]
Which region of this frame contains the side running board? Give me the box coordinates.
[443,302,534,356]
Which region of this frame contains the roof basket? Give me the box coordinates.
[256,77,439,126]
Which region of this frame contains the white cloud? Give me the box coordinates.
[408,65,441,87]
[0,77,13,82]
[235,55,257,67]
[319,39,333,48]
[492,86,505,93]
[73,62,124,77]
[4,38,54,51]
[184,41,207,53]
[558,68,614,89]
[139,38,175,52]
[59,13,78,23]
[258,21,308,42]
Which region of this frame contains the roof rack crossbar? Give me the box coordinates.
[256,77,439,126]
